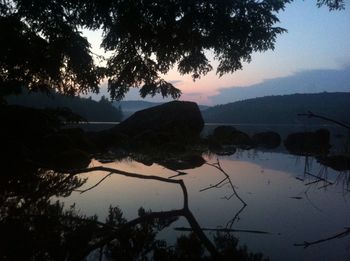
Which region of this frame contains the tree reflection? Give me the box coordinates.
[0,163,268,260]
[0,168,90,260]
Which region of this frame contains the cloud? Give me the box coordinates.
[169,80,183,86]
[209,65,350,105]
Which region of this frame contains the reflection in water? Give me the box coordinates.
[0,162,269,260]
[4,105,348,259]
[56,150,350,261]
[1,129,349,260]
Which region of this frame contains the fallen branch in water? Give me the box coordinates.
[304,171,333,186]
[168,171,187,179]
[200,177,228,192]
[298,111,350,130]
[66,166,221,260]
[294,227,350,248]
[75,172,113,193]
[174,226,270,235]
[67,166,189,209]
[203,159,247,206]
[226,205,247,229]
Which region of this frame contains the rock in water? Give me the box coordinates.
[284,128,330,156]
[252,131,281,149]
[211,126,252,147]
[112,101,204,144]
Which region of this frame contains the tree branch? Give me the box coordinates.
[294,227,350,248]
[298,111,350,130]
[66,166,220,259]
[67,166,188,209]
[174,227,270,235]
[204,159,247,206]
[75,172,113,194]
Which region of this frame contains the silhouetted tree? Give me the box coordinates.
[0,0,344,100]
[6,90,123,121]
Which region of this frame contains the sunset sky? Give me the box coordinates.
[84,1,350,105]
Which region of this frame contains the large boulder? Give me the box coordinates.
[111,101,204,144]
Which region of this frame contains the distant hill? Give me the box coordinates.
[6,91,123,122]
[202,92,350,124]
[114,100,210,119]
[114,100,162,111]
[209,66,350,104]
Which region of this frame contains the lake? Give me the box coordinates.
[57,139,350,260]
[3,121,348,260]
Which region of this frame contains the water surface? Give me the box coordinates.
[58,149,350,261]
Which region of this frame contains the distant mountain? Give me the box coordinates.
[209,66,350,104]
[6,91,123,122]
[202,92,350,124]
[113,100,162,111]
[114,100,210,119]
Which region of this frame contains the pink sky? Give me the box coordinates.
[83,1,350,105]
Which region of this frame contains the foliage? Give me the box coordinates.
[6,90,123,122]
[0,0,344,100]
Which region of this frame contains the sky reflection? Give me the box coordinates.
[58,150,350,261]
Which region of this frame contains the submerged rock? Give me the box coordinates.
[158,154,206,171]
[252,131,281,149]
[284,128,330,156]
[210,126,252,147]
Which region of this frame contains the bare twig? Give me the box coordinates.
[226,205,247,229]
[200,177,228,192]
[168,171,187,179]
[294,227,350,248]
[298,111,350,130]
[174,226,270,235]
[203,159,247,206]
[304,171,333,186]
[304,191,323,213]
[75,172,113,194]
[66,166,221,260]
[67,166,189,209]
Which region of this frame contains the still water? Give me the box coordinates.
[58,149,350,261]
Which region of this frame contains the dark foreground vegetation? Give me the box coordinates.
[6,90,123,122]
